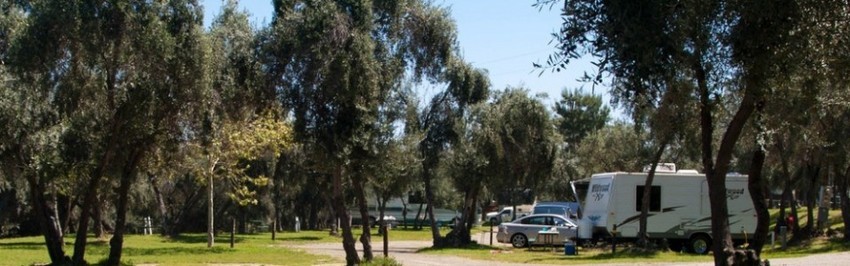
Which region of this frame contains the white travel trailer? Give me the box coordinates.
[575,169,756,254]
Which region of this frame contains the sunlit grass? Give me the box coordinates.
[0,233,333,265]
[1,211,848,265]
[419,244,712,264]
[760,236,850,259]
[0,227,453,265]
[420,209,850,264]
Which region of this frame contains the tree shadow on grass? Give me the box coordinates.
[776,237,850,256]
[417,243,503,253]
[0,241,46,250]
[277,236,322,241]
[577,248,659,260]
[524,248,661,263]
[164,234,247,244]
[120,246,235,256]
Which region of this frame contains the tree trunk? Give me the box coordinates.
[698,61,757,265]
[804,164,821,236]
[107,148,143,265]
[352,174,373,261]
[331,166,360,265]
[207,160,215,248]
[58,194,73,235]
[466,187,480,231]
[149,173,171,236]
[74,90,124,265]
[422,167,442,246]
[271,153,285,239]
[706,170,735,265]
[24,169,69,264]
[838,165,850,241]
[320,189,337,235]
[93,195,105,239]
[379,197,388,257]
[443,186,477,247]
[414,202,424,230]
[747,146,770,256]
[400,197,408,230]
[73,170,106,265]
[638,140,668,247]
[778,164,790,232]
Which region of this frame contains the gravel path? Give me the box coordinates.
[287,231,850,266]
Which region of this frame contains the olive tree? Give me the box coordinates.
[9,1,208,264]
[265,0,459,263]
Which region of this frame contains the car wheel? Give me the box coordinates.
[511,233,528,248]
[689,234,711,254]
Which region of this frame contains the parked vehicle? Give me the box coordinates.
[485,205,532,224]
[350,214,398,228]
[573,166,756,254]
[496,213,578,248]
[352,194,462,227]
[533,201,580,219]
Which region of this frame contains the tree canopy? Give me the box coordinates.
[1,1,850,265]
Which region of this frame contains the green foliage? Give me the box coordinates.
[222,111,293,206]
[370,133,422,206]
[547,88,611,197]
[208,0,271,121]
[554,89,610,148]
[574,122,644,175]
[484,88,558,203]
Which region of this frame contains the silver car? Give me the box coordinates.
[496,214,578,248]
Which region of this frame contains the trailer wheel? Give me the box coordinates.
[511,233,529,248]
[689,234,712,254]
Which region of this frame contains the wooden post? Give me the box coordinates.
[611,224,617,254]
[272,219,276,241]
[489,223,493,245]
[382,222,389,257]
[230,217,235,248]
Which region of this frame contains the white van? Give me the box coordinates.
[574,169,756,254]
[485,205,533,224]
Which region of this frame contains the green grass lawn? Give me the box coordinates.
[1,211,848,265]
[420,244,713,264]
[0,227,450,265]
[418,235,850,265]
[0,233,333,266]
[419,209,850,264]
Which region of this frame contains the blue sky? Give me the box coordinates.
[201,0,617,116]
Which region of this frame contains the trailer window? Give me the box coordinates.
[636,186,661,212]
